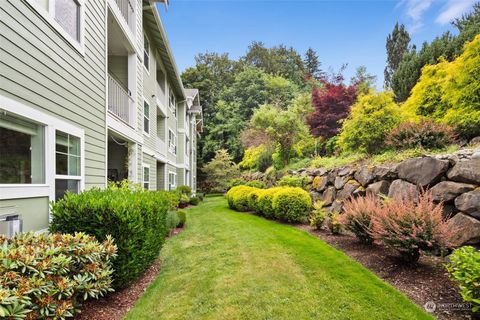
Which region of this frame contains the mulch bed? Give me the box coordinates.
[296,224,474,320]
[75,227,184,320]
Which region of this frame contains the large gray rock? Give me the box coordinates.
[321,187,336,206]
[309,191,322,203]
[338,166,355,176]
[455,190,480,219]
[448,213,480,246]
[334,176,347,189]
[313,175,328,192]
[430,181,476,203]
[366,180,391,196]
[373,165,398,180]
[330,200,343,213]
[337,180,361,200]
[388,179,418,200]
[354,167,375,187]
[397,157,449,187]
[447,159,480,185]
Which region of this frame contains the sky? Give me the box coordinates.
[157,0,477,87]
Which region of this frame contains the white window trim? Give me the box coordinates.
[25,0,85,55]
[142,163,150,190]
[168,171,177,191]
[143,98,150,136]
[54,132,83,200]
[168,129,176,155]
[143,34,150,75]
[0,95,85,203]
[168,88,176,118]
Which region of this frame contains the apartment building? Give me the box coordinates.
[0,0,202,235]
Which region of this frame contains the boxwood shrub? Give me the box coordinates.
[0,232,116,319]
[256,187,282,218]
[272,187,312,223]
[177,210,187,227]
[50,183,170,289]
[247,188,264,212]
[226,185,255,211]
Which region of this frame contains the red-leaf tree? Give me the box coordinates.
[307,81,357,139]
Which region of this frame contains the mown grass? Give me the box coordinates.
[125,197,432,320]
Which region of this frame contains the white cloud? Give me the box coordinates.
[436,0,476,24]
[399,0,434,33]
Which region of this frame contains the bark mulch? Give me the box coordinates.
[297,224,474,320]
[75,228,183,320]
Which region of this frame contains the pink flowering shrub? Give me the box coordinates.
[370,191,455,263]
[340,194,380,244]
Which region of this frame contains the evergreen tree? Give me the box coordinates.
[304,48,324,80]
[384,23,411,89]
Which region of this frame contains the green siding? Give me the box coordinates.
[0,0,107,190]
[0,197,49,232]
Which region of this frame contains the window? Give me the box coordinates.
[55,131,81,200]
[144,35,150,72]
[168,172,176,191]
[143,165,150,190]
[143,100,150,135]
[55,0,80,41]
[169,89,176,117]
[0,112,45,184]
[168,129,176,154]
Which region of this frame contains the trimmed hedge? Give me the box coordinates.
[228,186,312,224]
[272,187,312,223]
[50,183,171,289]
[177,210,187,227]
[0,232,116,319]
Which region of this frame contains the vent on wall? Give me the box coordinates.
[0,205,22,237]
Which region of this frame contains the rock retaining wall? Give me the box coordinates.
[248,149,480,246]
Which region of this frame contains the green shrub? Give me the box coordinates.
[179,194,190,208]
[196,192,205,201]
[340,195,379,244]
[247,188,265,212]
[256,187,282,218]
[166,211,180,233]
[228,178,247,189]
[245,180,267,189]
[310,201,327,230]
[226,185,256,211]
[277,175,308,188]
[158,190,180,210]
[272,187,312,223]
[0,232,116,319]
[177,210,187,228]
[386,120,456,150]
[337,91,402,154]
[175,185,192,196]
[327,212,342,235]
[50,183,170,289]
[446,246,480,313]
[189,196,200,205]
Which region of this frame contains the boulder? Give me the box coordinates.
[354,167,375,187]
[366,180,391,196]
[337,180,360,200]
[352,186,366,197]
[447,159,480,185]
[388,179,418,200]
[334,176,347,189]
[429,181,476,203]
[330,200,343,213]
[442,205,457,220]
[327,171,337,184]
[309,191,322,203]
[309,168,327,176]
[448,213,480,246]
[455,190,480,219]
[373,165,398,180]
[312,176,328,192]
[338,166,355,176]
[397,157,449,187]
[321,187,336,206]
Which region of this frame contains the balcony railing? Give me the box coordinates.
[108,74,134,126]
[156,83,167,115]
[156,136,166,156]
[114,0,134,32]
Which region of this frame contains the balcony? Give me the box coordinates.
[113,0,135,33]
[156,136,167,157]
[156,83,167,116]
[108,74,134,127]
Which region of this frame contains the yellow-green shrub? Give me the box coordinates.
[272,187,312,223]
[226,185,256,211]
[403,35,480,139]
[238,145,268,170]
[256,187,282,218]
[247,188,265,212]
[337,91,402,154]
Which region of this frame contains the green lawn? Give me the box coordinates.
[125,197,432,320]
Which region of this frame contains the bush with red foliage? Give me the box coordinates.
[307,81,357,139]
[370,192,455,263]
[386,119,456,150]
[340,194,380,244]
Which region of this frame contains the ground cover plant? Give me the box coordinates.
[0,232,117,319]
[125,197,431,320]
